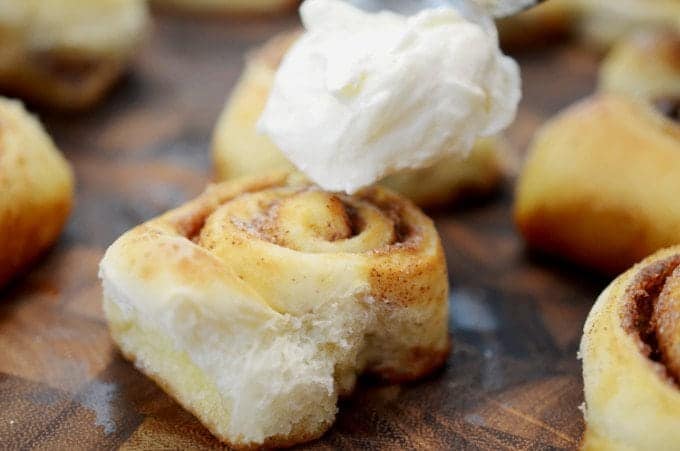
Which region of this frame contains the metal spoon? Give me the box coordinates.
[346,0,544,18]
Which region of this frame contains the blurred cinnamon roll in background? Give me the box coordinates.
[0,97,73,287]
[514,94,680,274]
[0,0,149,110]
[575,0,680,48]
[152,0,298,15]
[212,31,506,208]
[599,30,680,106]
[580,246,680,449]
[99,171,450,448]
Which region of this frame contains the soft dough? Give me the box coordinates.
[580,246,680,450]
[212,31,505,208]
[99,171,450,448]
[0,97,74,286]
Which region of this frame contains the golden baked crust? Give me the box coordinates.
[152,0,299,15]
[0,52,126,111]
[600,30,680,104]
[212,30,505,208]
[515,94,680,274]
[0,0,148,110]
[0,97,74,286]
[580,246,680,450]
[100,171,449,448]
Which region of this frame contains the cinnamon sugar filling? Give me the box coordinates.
[623,255,680,386]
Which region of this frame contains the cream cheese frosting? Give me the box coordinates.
[258,0,521,193]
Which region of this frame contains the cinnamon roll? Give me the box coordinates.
[212,31,505,208]
[580,245,680,449]
[575,0,680,48]
[515,94,680,274]
[99,171,449,448]
[152,0,298,15]
[600,30,680,106]
[0,0,149,110]
[0,97,74,287]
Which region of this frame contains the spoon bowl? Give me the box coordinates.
[346,0,542,18]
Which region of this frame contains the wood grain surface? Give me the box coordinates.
[0,11,606,450]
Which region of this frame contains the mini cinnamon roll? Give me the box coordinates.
[99,171,449,448]
[0,0,149,110]
[0,97,74,287]
[212,31,505,208]
[575,0,680,49]
[600,30,680,105]
[515,94,680,274]
[580,246,680,449]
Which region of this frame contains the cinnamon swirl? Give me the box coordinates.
[212,31,505,208]
[580,246,680,449]
[99,171,449,448]
[515,94,680,274]
[0,97,74,287]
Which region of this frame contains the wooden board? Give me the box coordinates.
[0,11,607,450]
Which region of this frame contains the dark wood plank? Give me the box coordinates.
[0,10,607,450]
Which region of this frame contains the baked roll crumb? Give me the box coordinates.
[212,31,505,208]
[515,94,680,274]
[152,0,298,15]
[0,97,74,286]
[599,30,680,104]
[580,246,680,449]
[0,0,149,110]
[99,171,450,448]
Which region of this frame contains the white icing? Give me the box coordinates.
[258,0,521,193]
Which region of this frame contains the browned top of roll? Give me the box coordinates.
[144,171,447,314]
[168,172,423,254]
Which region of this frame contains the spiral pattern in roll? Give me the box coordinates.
[99,171,449,448]
[580,246,680,450]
